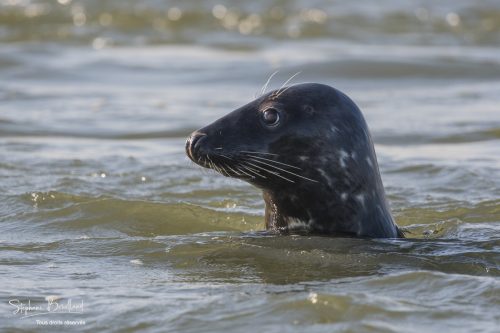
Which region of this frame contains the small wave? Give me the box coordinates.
[395,199,500,233]
[160,232,499,284]
[17,191,260,236]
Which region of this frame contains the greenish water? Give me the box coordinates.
[1,0,499,332]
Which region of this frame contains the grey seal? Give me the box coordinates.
[186,83,403,238]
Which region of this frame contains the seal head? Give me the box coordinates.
[186,83,403,238]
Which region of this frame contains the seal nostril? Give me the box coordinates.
[187,132,207,159]
[192,134,206,150]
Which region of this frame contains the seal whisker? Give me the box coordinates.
[207,155,224,174]
[243,155,302,170]
[243,161,295,183]
[240,151,279,156]
[275,85,294,98]
[214,153,233,161]
[219,163,229,176]
[225,164,241,176]
[196,153,204,164]
[208,160,217,173]
[260,70,279,96]
[240,163,263,174]
[274,71,301,97]
[238,163,267,179]
[234,165,255,179]
[245,157,318,183]
[214,154,244,177]
[208,160,216,172]
[206,155,215,169]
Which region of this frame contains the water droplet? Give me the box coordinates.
[212,4,227,20]
[167,7,182,21]
[222,11,239,30]
[92,37,107,50]
[307,292,318,304]
[446,12,461,27]
[45,295,61,302]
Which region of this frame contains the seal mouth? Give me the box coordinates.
[186,127,318,184]
[187,146,318,186]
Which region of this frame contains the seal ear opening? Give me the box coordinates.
[303,105,315,115]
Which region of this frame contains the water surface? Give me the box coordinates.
[0,0,499,332]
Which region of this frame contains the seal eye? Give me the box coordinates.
[262,108,280,127]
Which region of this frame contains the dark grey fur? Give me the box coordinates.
[186,83,403,238]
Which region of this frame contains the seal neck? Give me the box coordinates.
[263,187,400,238]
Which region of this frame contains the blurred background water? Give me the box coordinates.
[0,0,499,332]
